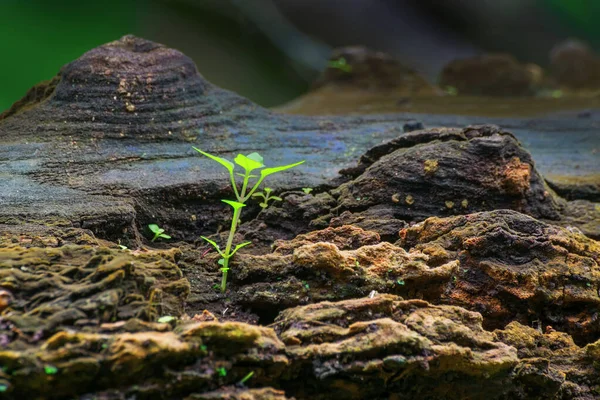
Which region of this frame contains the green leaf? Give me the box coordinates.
[230,241,252,256]
[259,202,267,208]
[148,224,160,233]
[193,147,234,173]
[251,192,265,199]
[260,160,305,178]
[264,187,272,194]
[201,236,225,258]
[44,365,58,375]
[234,154,264,172]
[328,57,352,73]
[159,233,171,240]
[270,196,282,202]
[246,152,264,164]
[222,199,246,210]
[217,258,225,265]
[157,315,176,324]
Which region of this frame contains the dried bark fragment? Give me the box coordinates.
[493,321,600,399]
[0,245,189,346]
[232,227,457,314]
[272,225,381,255]
[0,320,287,399]
[274,295,518,400]
[333,125,562,222]
[440,54,542,96]
[313,46,438,95]
[550,39,600,90]
[398,210,600,344]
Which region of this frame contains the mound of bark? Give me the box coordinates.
[0,245,189,347]
[230,209,600,346]
[492,321,600,399]
[398,209,600,344]
[246,124,598,243]
[274,294,518,399]
[230,225,457,315]
[313,46,438,95]
[0,320,287,399]
[550,39,600,91]
[439,54,542,96]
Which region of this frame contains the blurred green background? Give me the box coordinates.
[2,0,599,112]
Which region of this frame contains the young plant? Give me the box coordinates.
[251,187,282,209]
[193,147,304,292]
[328,57,352,73]
[239,371,254,385]
[148,224,171,242]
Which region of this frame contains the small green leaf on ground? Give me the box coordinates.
[157,316,176,324]
[44,365,58,375]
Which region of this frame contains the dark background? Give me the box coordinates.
[1,0,599,111]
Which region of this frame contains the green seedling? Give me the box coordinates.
[148,224,171,242]
[239,371,254,385]
[194,148,304,292]
[302,187,313,194]
[44,365,58,375]
[328,57,352,73]
[251,187,282,209]
[157,315,176,324]
[217,367,227,377]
